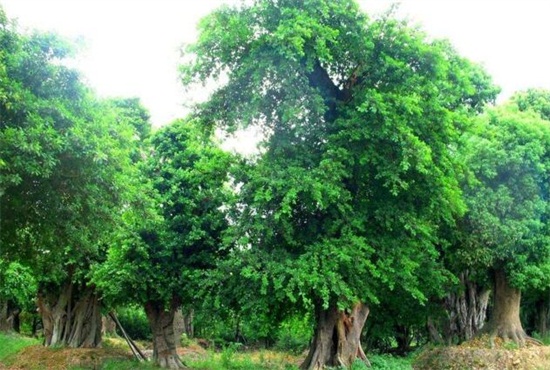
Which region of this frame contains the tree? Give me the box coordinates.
[0,8,144,347]
[182,1,497,368]
[94,118,233,369]
[460,101,550,345]
[0,260,36,332]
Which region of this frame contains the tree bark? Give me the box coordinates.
[0,300,10,332]
[102,314,118,337]
[37,283,102,348]
[183,308,194,339]
[144,300,186,369]
[300,302,370,370]
[481,270,529,346]
[535,294,549,337]
[67,290,102,347]
[444,270,490,343]
[173,309,184,347]
[173,307,194,346]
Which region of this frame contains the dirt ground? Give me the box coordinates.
[414,336,550,370]
[3,336,550,370]
[3,341,131,370]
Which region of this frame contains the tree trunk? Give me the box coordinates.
[427,316,444,345]
[444,270,490,343]
[300,302,369,370]
[37,283,102,348]
[183,308,194,339]
[144,300,186,369]
[395,325,411,354]
[482,270,528,346]
[536,294,549,337]
[173,309,184,347]
[173,307,193,346]
[67,291,102,347]
[0,300,10,332]
[102,314,118,337]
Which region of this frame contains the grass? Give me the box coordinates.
[533,332,550,346]
[69,358,158,370]
[0,332,41,364]
[186,346,300,370]
[369,354,413,370]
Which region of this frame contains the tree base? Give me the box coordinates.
[300,302,370,370]
[145,300,187,369]
[481,270,542,348]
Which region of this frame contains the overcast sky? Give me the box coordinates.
[2,0,550,128]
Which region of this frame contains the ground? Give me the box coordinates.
[0,337,132,370]
[1,335,550,369]
[0,337,303,370]
[413,335,550,370]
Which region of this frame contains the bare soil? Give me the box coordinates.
[414,336,550,370]
[1,338,131,370]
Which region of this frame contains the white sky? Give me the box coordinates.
[2,0,550,130]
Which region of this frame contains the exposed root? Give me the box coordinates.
[482,327,541,349]
[157,354,187,369]
[525,337,543,346]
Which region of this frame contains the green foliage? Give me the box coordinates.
[512,88,550,121]
[0,260,36,308]
[274,315,312,354]
[116,306,151,341]
[0,332,40,362]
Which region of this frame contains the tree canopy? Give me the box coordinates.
[182,0,499,368]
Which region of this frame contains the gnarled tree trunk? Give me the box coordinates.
[300,302,369,370]
[67,290,102,347]
[144,299,186,369]
[444,270,490,343]
[37,283,102,348]
[482,270,529,346]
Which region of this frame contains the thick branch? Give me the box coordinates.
[306,61,346,122]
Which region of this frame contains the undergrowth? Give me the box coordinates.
[0,332,414,370]
[0,332,40,364]
[71,358,158,370]
[187,343,299,370]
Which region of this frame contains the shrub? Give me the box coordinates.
[116,305,151,341]
[274,315,312,354]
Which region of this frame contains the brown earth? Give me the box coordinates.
[4,335,549,370]
[0,338,210,370]
[414,336,550,370]
[2,339,131,370]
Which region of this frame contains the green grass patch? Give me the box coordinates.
[325,354,413,370]
[185,345,300,370]
[69,358,158,370]
[533,332,550,346]
[369,354,413,370]
[0,332,40,363]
